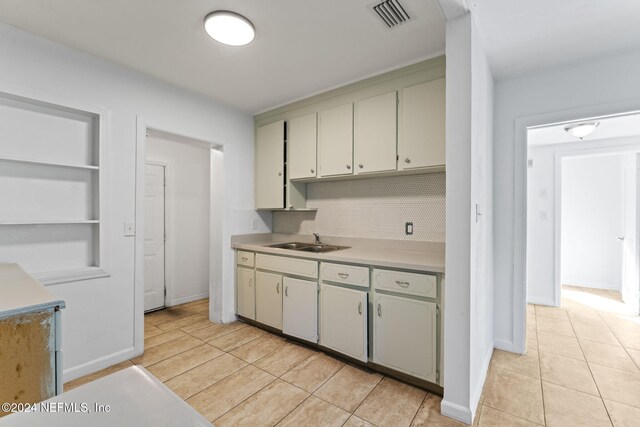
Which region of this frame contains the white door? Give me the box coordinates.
[236,267,255,320]
[144,163,165,312]
[318,103,354,177]
[320,284,367,362]
[282,277,318,343]
[622,156,640,314]
[354,91,397,174]
[373,293,437,382]
[289,113,318,180]
[255,120,284,209]
[256,271,283,329]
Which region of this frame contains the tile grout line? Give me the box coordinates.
[533,306,547,427]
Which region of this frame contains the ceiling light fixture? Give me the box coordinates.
[204,11,255,46]
[564,121,599,140]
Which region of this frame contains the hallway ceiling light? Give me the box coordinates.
[564,121,600,140]
[204,11,255,46]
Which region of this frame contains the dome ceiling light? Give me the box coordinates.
[564,121,600,140]
[204,11,255,46]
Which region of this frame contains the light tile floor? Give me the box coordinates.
[65,286,640,426]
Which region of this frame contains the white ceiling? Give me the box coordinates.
[0,0,445,113]
[528,113,640,146]
[473,0,640,78]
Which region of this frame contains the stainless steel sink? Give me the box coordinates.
[265,242,350,253]
[266,242,312,250]
[298,244,350,253]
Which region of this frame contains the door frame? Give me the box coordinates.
[143,161,168,312]
[512,98,640,354]
[134,116,224,355]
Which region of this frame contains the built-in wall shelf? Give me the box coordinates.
[0,220,100,225]
[0,155,99,170]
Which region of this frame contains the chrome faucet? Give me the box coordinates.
[313,233,322,245]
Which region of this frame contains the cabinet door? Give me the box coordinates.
[255,271,283,329]
[320,284,367,362]
[236,267,255,320]
[282,277,318,343]
[399,78,445,170]
[373,293,437,382]
[355,91,397,174]
[289,113,317,180]
[255,120,284,209]
[318,103,353,177]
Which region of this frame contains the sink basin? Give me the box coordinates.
[265,242,350,253]
[266,242,311,249]
[298,244,350,253]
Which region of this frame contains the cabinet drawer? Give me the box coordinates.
[256,253,318,279]
[237,251,255,267]
[372,268,437,298]
[321,262,369,288]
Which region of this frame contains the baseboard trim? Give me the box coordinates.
[470,342,494,420]
[527,296,556,306]
[494,338,515,352]
[566,281,620,291]
[167,292,209,307]
[441,400,473,425]
[63,346,138,383]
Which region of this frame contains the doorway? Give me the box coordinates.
[144,162,166,312]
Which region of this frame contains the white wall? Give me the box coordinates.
[146,134,211,305]
[0,22,270,380]
[494,46,640,351]
[441,12,495,425]
[561,155,624,290]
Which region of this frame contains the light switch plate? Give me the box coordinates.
[124,222,136,236]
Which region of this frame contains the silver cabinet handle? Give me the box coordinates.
[338,272,349,279]
[346,164,351,170]
[278,171,282,176]
[358,301,362,315]
[249,277,253,288]
[358,164,364,169]
[241,256,248,262]
[311,169,315,174]
[395,280,410,288]
[285,286,288,297]
[377,303,381,317]
[618,236,625,241]
[276,283,280,293]
[405,158,411,163]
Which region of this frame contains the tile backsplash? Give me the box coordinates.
[273,173,445,242]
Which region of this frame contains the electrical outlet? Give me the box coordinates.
[405,222,413,235]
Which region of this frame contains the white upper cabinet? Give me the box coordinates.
[289,113,317,180]
[355,91,398,174]
[399,78,445,170]
[255,120,284,209]
[318,103,353,177]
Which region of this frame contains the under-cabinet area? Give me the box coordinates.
[233,241,444,389]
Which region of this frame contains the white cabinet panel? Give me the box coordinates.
[355,91,397,174]
[255,120,284,209]
[399,78,445,170]
[321,262,369,288]
[289,113,317,180]
[256,253,318,279]
[255,271,283,329]
[373,293,437,382]
[236,267,255,320]
[282,277,318,343]
[237,251,254,267]
[372,269,437,299]
[320,284,367,362]
[318,103,353,177]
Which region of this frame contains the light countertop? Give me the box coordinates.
[0,263,65,320]
[232,234,445,273]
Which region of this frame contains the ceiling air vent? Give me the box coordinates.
[370,0,412,29]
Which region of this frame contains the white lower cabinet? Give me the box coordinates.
[373,293,437,382]
[320,283,368,362]
[282,277,318,343]
[236,267,255,320]
[255,271,283,329]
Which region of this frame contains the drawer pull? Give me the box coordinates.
[276,283,280,294]
[358,301,362,315]
[338,272,350,279]
[285,286,288,297]
[241,257,248,262]
[395,280,410,288]
[377,303,382,317]
[249,277,252,288]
